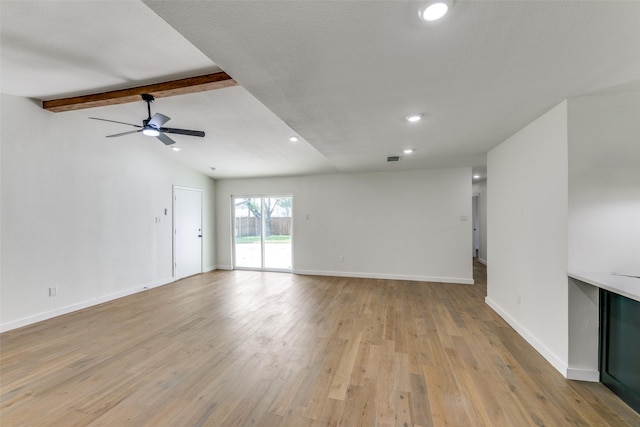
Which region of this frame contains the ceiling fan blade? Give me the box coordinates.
[156,132,176,146]
[148,113,170,128]
[160,127,205,137]
[106,129,143,138]
[89,117,141,127]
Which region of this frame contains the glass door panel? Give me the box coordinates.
[233,197,262,268]
[264,196,292,270]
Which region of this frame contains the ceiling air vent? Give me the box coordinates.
[387,155,401,162]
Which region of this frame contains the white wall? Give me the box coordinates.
[568,88,640,275]
[472,180,487,264]
[216,168,474,283]
[0,94,216,331]
[486,101,569,375]
[566,87,640,379]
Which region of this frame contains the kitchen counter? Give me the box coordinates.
[569,272,640,303]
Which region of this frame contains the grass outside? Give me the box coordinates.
[235,235,291,244]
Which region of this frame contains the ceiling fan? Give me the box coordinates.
[89,94,205,145]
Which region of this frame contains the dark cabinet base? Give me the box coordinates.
[600,289,640,413]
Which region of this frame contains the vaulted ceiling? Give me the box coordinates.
[2,1,639,179]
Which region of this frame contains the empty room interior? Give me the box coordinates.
[1,1,639,426]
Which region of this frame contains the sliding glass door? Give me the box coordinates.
[233,195,292,271]
[233,197,262,269]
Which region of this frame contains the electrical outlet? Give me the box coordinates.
[49,287,58,297]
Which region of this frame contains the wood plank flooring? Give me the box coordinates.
[1,261,639,426]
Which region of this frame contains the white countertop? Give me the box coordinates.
[569,272,640,303]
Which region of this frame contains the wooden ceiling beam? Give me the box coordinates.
[42,72,237,113]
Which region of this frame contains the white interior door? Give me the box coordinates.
[174,187,202,279]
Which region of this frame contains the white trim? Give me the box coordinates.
[216,264,234,271]
[293,269,474,285]
[230,195,237,269]
[0,276,174,333]
[566,368,599,382]
[235,266,292,273]
[485,296,569,377]
[203,264,217,272]
[478,258,487,265]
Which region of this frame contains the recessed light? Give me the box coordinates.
[289,136,299,142]
[473,175,480,179]
[172,147,181,152]
[420,2,449,22]
[406,114,423,123]
[403,149,414,154]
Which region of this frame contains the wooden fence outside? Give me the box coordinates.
[235,217,291,237]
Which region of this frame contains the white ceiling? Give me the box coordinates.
[2,1,640,180]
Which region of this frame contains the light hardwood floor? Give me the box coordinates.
[1,262,639,426]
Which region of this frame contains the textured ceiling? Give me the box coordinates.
[81,87,337,179]
[0,0,218,99]
[146,0,640,176]
[2,1,640,179]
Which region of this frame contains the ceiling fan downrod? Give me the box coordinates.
[141,93,155,122]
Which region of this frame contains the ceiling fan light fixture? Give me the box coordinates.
[142,128,160,137]
[420,2,449,22]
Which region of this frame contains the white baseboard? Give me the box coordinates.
[213,266,472,284]
[203,264,217,273]
[566,368,599,382]
[0,276,174,333]
[0,269,470,333]
[148,276,175,289]
[292,269,474,285]
[485,296,569,378]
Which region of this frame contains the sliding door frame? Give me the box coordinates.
[231,194,293,272]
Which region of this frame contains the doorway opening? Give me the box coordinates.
[232,195,292,271]
[472,194,480,258]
